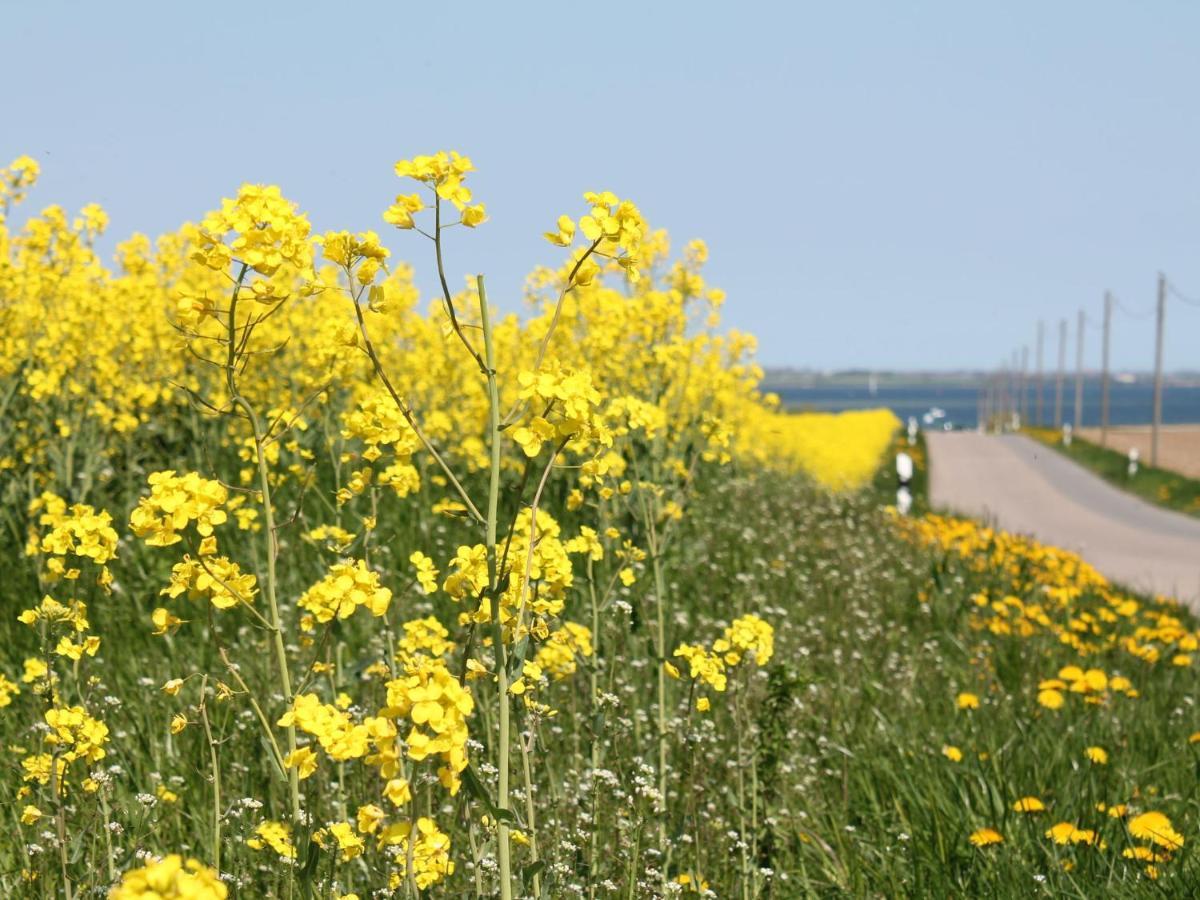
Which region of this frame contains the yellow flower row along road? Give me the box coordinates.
[3,149,1198,897]
[896,509,1200,887]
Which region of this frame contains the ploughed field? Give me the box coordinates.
[1079,425,1200,480]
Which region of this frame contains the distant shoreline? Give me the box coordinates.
[767,380,1200,430]
[763,370,1200,390]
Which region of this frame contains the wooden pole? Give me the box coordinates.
[1035,320,1045,426]
[1101,292,1112,446]
[1073,308,1085,430]
[1009,350,1019,428]
[1152,272,1166,467]
[1019,345,1029,426]
[1054,318,1067,428]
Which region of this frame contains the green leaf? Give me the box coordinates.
[461,764,501,820]
[521,859,547,888]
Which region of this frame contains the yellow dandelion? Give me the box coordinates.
[1128,811,1184,851]
[1037,688,1065,710]
[969,827,1003,847]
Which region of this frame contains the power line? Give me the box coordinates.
[1112,294,1155,320]
[1167,281,1200,308]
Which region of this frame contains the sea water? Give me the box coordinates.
[768,379,1200,430]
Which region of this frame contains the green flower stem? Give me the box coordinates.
[198,675,222,874]
[224,264,301,826]
[477,274,513,900]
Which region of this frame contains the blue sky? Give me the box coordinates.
[5,1,1200,371]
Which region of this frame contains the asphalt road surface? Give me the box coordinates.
[925,432,1200,606]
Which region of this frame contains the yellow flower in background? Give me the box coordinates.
[384,778,412,807]
[956,692,980,711]
[1045,822,1081,845]
[110,855,226,899]
[738,409,900,490]
[1037,688,1065,710]
[941,745,963,762]
[543,214,575,246]
[298,560,392,623]
[969,828,1003,847]
[0,676,19,710]
[383,192,423,229]
[129,471,229,547]
[460,204,487,228]
[1085,746,1108,765]
[1128,811,1184,850]
[1013,797,1045,813]
[151,607,184,636]
[409,551,439,594]
[328,821,365,861]
[247,821,297,859]
[283,746,319,780]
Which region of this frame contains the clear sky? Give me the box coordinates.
[6,1,1200,371]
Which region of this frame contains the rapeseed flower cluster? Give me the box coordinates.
[110,855,227,899]
[0,150,891,896]
[298,560,392,623]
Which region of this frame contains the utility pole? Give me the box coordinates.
[1035,320,1045,426]
[1019,345,1029,426]
[1009,349,1020,428]
[993,362,1003,429]
[1054,318,1067,428]
[1152,272,1166,467]
[1101,291,1113,446]
[1073,308,1085,430]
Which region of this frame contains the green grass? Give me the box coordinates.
[4,432,1200,896]
[1026,428,1200,518]
[869,429,929,515]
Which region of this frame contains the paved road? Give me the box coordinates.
[925,432,1200,605]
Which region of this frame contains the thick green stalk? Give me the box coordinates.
[477,275,513,900]
[645,502,671,884]
[199,676,222,873]
[251,426,301,825]
[734,686,749,900]
[518,728,541,895]
[587,557,602,896]
[224,266,301,825]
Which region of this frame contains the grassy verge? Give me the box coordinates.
[8,453,1199,895]
[870,428,929,514]
[1026,427,1200,518]
[668,465,1200,895]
